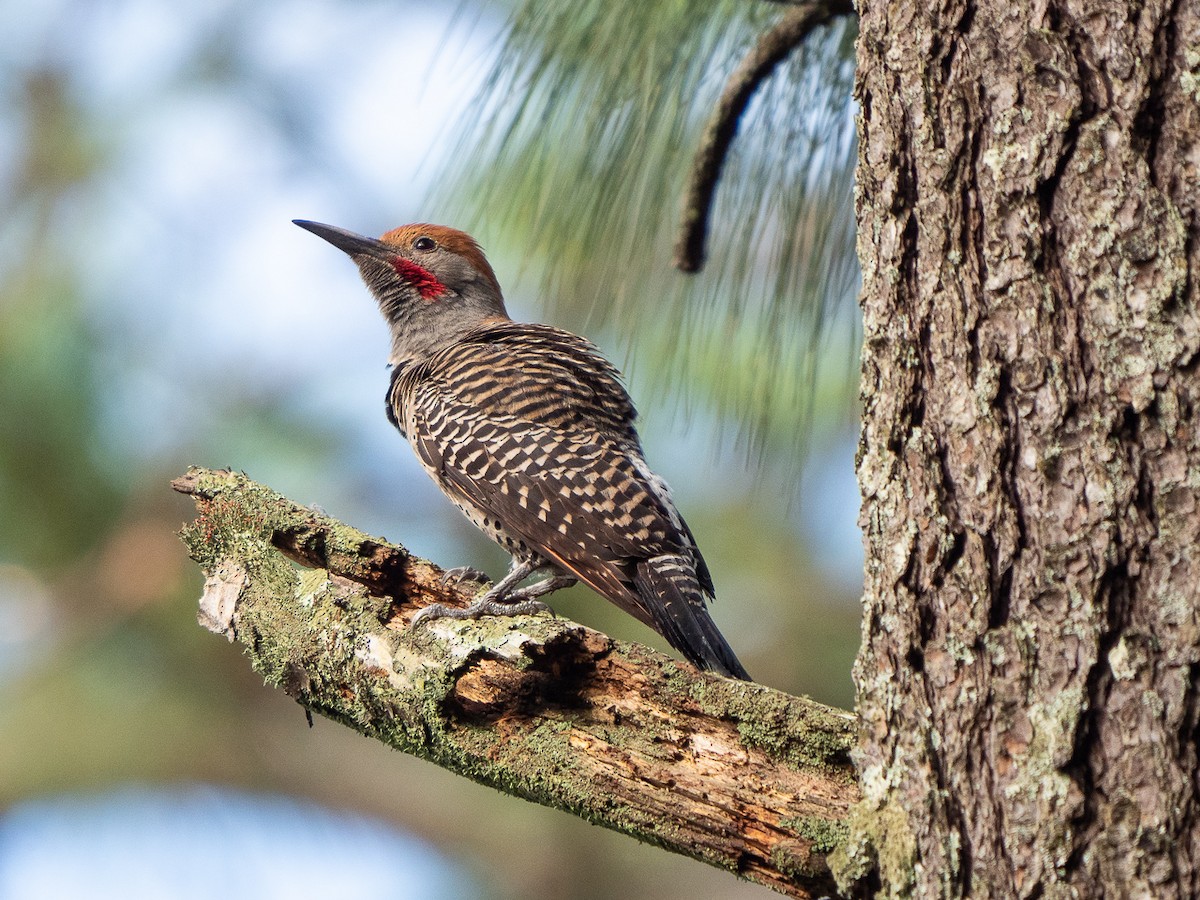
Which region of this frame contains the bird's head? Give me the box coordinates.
[294,219,509,366]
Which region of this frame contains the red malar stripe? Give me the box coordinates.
[392,258,447,300]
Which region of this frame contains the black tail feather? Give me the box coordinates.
[633,555,751,680]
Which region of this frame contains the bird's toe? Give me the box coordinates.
[440,565,490,587]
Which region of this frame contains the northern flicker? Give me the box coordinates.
[293,219,751,680]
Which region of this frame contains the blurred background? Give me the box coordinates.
[0,1,860,898]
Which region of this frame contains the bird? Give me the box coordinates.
[293,218,751,680]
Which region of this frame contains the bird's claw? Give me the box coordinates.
[489,598,554,618]
[439,565,489,587]
[410,602,458,628]
[410,596,553,629]
[507,589,559,618]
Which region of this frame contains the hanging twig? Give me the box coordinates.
[674,0,854,273]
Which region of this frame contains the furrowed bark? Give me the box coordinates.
[850,0,1200,895]
[172,466,860,899]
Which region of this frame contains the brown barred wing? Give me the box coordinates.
[408,384,670,625]
[403,345,749,678]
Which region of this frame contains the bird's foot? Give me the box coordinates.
[413,558,566,628]
[507,575,574,609]
[411,595,552,628]
[439,565,489,587]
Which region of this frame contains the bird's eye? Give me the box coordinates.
[413,236,436,252]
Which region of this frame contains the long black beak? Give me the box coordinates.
[293,220,391,258]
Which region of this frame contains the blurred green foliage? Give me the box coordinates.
[1,70,124,569]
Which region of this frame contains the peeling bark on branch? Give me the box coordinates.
[172,467,860,899]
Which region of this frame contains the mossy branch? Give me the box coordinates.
[172,466,861,898]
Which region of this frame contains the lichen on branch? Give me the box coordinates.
[172,466,861,899]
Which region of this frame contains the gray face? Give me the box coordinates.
[412,245,493,297]
[292,220,509,368]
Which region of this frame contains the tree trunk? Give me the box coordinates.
[848,0,1200,895]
